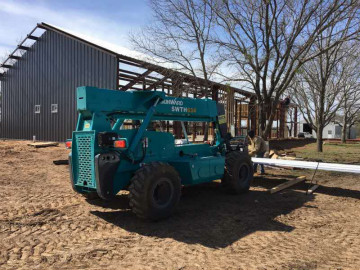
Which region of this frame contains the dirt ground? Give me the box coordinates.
[1,140,360,270]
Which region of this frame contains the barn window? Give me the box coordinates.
[34,105,41,114]
[51,104,58,113]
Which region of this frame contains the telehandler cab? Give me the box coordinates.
[69,86,253,220]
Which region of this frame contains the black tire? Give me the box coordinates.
[129,162,181,220]
[222,151,254,194]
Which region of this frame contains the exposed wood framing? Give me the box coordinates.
[27,35,39,41]
[18,45,30,50]
[0,25,40,77]
[9,55,21,60]
[146,76,169,90]
[120,70,152,91]
[0,22,296,140]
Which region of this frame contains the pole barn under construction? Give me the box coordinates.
[0,23,295,142]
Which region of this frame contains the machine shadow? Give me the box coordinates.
[86,194,130,210]
[312,185,360,200]
[91,182,313,248]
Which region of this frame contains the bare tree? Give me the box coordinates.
[130,0,220,89]
[339,88,360,143]
[130,0,219,140]
[292,28,360,151]
[286,107,296,137]
[332,44,360,142]
[208,0,360,139]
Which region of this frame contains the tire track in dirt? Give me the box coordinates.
[1,140,360,270]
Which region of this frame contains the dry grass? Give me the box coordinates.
[291,142,360,164]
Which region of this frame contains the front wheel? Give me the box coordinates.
[222,151,254,194]
[129,162,181,220]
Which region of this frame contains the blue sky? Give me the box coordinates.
[0,0,151,59]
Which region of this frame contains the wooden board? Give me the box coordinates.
[269,176,306,194]
[28,142,59,148]
[307,184,320,195]
[53,159,69,165]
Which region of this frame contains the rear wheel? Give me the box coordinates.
[222,151,254,194]
[129,162,181,220]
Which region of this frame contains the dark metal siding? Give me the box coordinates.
[0,30,117,141]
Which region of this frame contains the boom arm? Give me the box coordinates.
[75,86,228,160]
[77,86,218,122]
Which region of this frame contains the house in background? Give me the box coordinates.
[299,120,357,139]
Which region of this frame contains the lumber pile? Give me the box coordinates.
[28,142,59,148]
[269,150,303,161]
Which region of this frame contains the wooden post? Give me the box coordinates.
[193,87,197,142]
[247,103,250,134]
[276,109,279,138]
[294,107,298,137]
[212,86,219,102]
[226,88,235,133]
[210,86,219,139]
[239,101,242,135]
[235,101,238,136]
[249,97,257,133]
[279,104,285,138]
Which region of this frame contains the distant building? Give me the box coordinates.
[299,120,357,139]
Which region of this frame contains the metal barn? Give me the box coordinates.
[0,23,293,142]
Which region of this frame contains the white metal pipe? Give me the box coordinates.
[252,158,360,174]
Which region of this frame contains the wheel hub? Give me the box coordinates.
[238,164,249,185]
[152,178,173,207]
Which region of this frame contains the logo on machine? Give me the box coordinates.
[161,99,196,113]
[171,106,197,113]
[161,99,184,106]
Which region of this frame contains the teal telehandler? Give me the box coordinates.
[69,86,253,220]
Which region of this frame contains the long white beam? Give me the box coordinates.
[251,158,360,174]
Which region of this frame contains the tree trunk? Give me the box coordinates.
[348,124,353,139]
[341,121,347,144]
[316,125,324,152]
[258,102,266,138]
[263,100,277,140]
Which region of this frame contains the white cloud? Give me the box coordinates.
[0,0,134,60]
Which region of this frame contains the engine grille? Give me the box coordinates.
[75,133,96,188]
